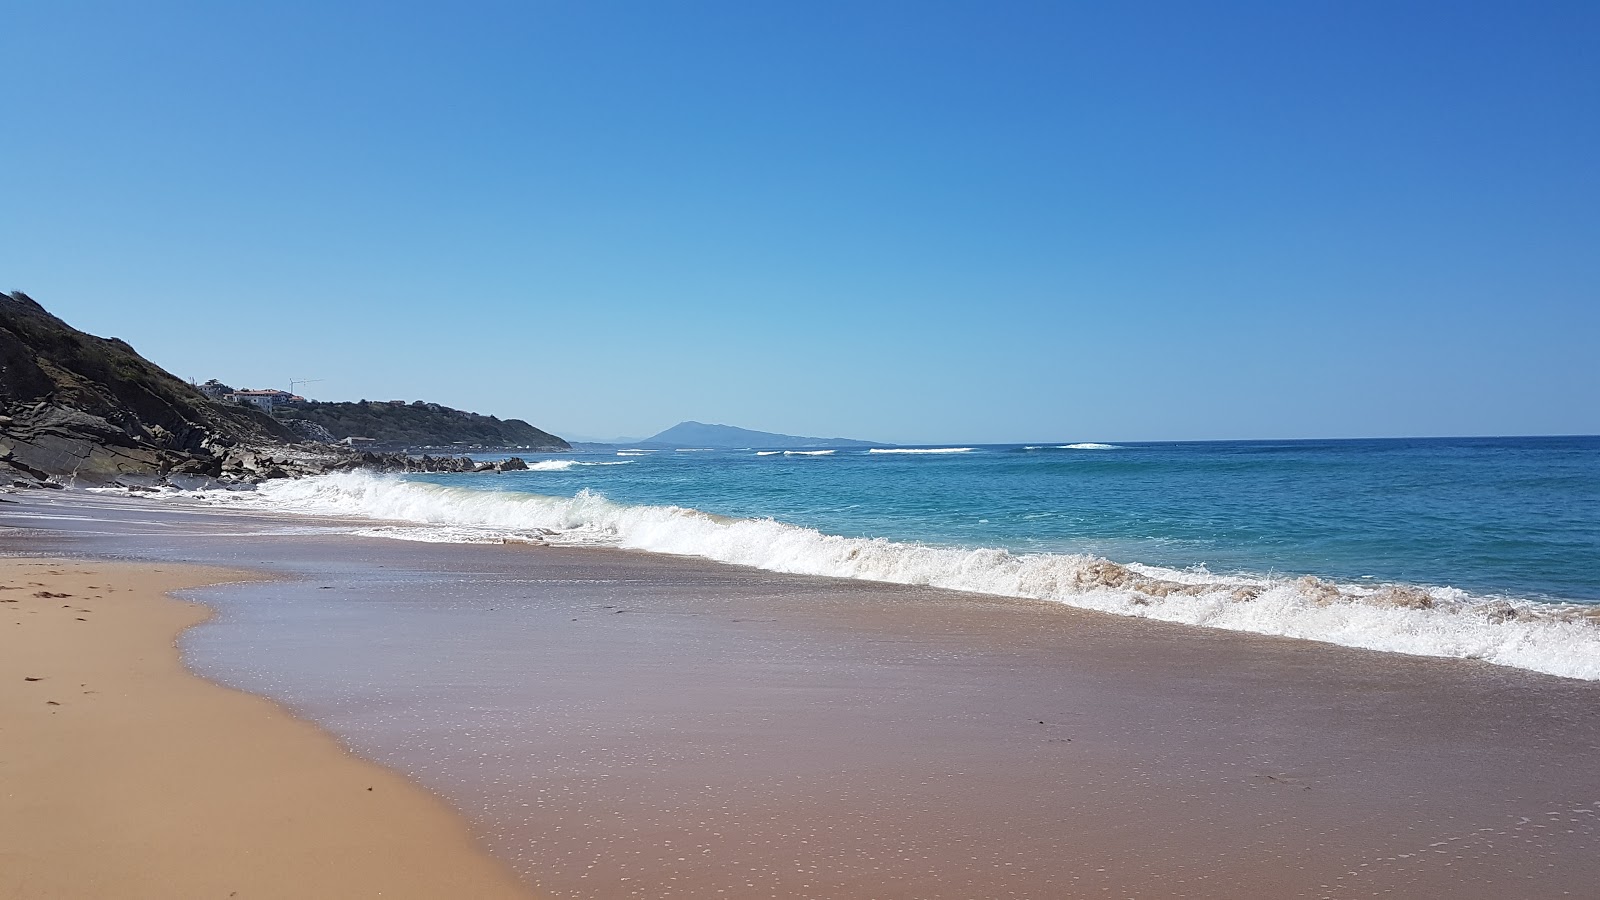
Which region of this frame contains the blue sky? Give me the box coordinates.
[4,1,1596,443]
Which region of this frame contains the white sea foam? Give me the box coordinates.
[173,472,1600,681]
[869,448,976,455]
[525,459,633,470]
[1062,443,1120,450]
[785,450,836,456]
[755,451,784,456]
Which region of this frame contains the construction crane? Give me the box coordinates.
[288,378,323,397]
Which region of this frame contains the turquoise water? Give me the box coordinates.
[213,435,1599,678]
[435,436,1598,604]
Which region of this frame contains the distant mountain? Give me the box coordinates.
[639,421,887,450]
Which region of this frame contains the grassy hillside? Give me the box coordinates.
[282,400,568,449]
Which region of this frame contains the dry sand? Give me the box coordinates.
[0,557,532,900]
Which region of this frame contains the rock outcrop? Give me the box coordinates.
[1,290,560,489]
[0,290,304,487]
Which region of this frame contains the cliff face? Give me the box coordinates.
[0,290,570,488]
[0,290,296,484]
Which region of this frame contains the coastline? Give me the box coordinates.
[0,556,532,900]
[183,464,1600,681]
[4,490,1599,897]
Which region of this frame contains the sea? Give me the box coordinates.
[173,435,1600,680]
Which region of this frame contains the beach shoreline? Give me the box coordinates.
[3,489,1598,898]
[0,555,533,900]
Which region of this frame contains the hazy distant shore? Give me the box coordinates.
[4,489,1598,898]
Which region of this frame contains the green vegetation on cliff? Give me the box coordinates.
[281,400,569,449]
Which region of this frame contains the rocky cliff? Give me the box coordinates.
[0,291,564,488]
[0,291,307,486]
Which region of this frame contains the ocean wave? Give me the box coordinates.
[526,460,575,471]
[755,451,784,456]
[1062,443,1120,450]
[785,450,836,456]
[523,459,634,471]
[869,448,975,455]
[175,472,1600,681]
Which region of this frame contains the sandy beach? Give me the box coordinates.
[0,556,532,900]
[3,490,1598,898]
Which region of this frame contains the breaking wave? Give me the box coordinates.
[1062,443,1120,450]
[755,451,784,456]
[785,450,836,456]
[179,472,1600,681]
[525,460,634,471]
[869,448,975,455]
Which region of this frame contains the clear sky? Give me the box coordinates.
[3,1,1596,444]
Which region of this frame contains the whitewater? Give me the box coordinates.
[169,441,1600,681]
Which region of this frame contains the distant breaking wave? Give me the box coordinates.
[1024,443,1121,451]
[525,459,635,471]
[785,450,836,456]
[174,472,1600,681]
[869,448,975,455]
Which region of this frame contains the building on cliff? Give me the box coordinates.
[197,379,234,400]
[226,389,305,411]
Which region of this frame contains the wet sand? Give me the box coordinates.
[4,490,1598,898]
[0,556,531,900]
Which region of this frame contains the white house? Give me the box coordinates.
[226,389,304,411]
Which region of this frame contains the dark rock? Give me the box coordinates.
[1,291,571,487]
